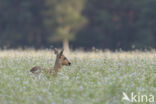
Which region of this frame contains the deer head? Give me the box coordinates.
[53,48,71,73]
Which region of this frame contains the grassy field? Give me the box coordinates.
[0,50,156,104]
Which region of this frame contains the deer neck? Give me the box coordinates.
[54,64,62,72]
[53,58,62,72]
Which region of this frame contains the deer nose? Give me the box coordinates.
[69,62,71,66]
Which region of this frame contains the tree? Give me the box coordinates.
[0,0,46,48]
[45,0,86,52]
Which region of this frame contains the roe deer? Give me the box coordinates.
[30,48,71,74]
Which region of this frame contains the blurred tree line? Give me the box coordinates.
[0,0,156,50]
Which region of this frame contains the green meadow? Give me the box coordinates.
[0,50,156,104]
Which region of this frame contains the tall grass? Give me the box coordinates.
[0,50,156,104]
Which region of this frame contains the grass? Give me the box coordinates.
[0,50,156,104]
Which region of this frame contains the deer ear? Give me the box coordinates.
[59,49,64,56]
[54,48,58,55]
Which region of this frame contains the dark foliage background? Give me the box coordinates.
[0,0,156,50]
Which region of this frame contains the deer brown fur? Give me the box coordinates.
[30,48,71,74]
